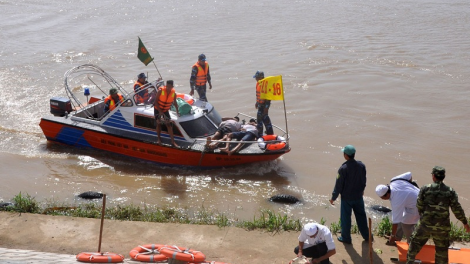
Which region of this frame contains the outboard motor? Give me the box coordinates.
[50,97,72,116]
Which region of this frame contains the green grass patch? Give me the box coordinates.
[450,220,470,242]
[2,192,41,213]
[375,216,392,237]
[2,192,470,241]
[328,218,359,236]
[236,209,302,233]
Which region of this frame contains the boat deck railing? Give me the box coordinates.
[185,112,289,157]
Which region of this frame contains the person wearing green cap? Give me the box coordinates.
[104,88,124,112]
[406,166,470,264]
[329,145,370,244]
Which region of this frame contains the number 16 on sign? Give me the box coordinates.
[259,75,284,101]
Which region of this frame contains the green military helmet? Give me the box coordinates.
[432,166,445,178]
[109,88,118,95]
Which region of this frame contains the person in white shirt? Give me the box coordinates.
[375,172,420,245]
[294,223,336,264]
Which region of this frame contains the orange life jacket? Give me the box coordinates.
[104,94,124,111]
[193,62,209,86]
[134,81,149,103]
[256,82,265,104]
[155,86,175,112]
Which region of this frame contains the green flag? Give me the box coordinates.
[137,37,154,66]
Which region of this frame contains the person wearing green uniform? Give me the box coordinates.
[406,166,470,264]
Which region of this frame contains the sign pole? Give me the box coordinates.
[369,217,373,264]
[280,76,289,140]
[98,194,106,253]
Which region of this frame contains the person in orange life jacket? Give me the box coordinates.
[104,88,124,112]
[219,119,258,156]
[189,54,212,102]
[154,80,180,148]
[134,73,151,104]
[253,71,273,135]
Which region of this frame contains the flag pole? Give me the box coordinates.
[138,37,162,80]
[152,60,162,80]
[281,76,289,141]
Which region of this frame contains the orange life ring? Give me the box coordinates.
[176,93,195,105]
[76,252,124,263]
[129,244,168,262]
[257,135,287,151]
[160,245,206,262]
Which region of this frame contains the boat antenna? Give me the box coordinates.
[88,76,107,95]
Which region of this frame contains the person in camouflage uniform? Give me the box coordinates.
[406,166,470,264]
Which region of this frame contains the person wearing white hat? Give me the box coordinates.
[375,171,420,245]
[293,223,336,264]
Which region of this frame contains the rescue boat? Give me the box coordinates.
[39,64,290,168]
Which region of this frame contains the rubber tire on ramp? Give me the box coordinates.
[78,191,104,199]
[371,205,391,213]
[0,202,14,208]
[269,194,300,204]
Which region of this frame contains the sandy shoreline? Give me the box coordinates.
[0,211,406,264]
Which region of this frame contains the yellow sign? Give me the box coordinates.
[258,75,284,101]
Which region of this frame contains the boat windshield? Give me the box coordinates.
[206,107,222,125]
[179,108,222,138]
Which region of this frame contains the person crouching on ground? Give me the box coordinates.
[219,118,258,155]
[294,223,336,264]
[154,80,180,148]
[375,171,420,245]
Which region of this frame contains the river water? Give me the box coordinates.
[1,0,470,225]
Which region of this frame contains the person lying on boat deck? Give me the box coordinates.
[189,53,212,102]
[154,80,180,148]
[104,88,124,112]
[134,73,151,104]
[219,119,258,156]
[205,116,242,148]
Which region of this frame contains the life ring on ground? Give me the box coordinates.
[160,245,206,262]
[257,135,286,151]
[176,93,195,105]
[129,244,168,262]
[76,252,124,263]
